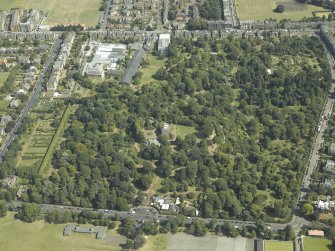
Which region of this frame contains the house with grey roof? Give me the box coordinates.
[1,115,12,125]
[320,178,335,188]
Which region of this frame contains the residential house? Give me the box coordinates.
[151,196,170,210]
[162,123,169,134]
[9,99,20,108]
[324,160,335,175]
[4,95,13,101]
[0,115,12,126]
[46,76,59,93]
[151,196,179,212]
[145,138,161,146]
[0,58,8,66]
[10,8,24,32]
[46,32,75,94]
[315,200,335,211]
[320,178,335,188]
[17,89,27,95]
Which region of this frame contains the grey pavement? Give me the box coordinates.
[122,48,145,84]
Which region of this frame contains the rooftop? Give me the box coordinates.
[63,225,106,239]
[308,230,325,237]
[159,33,171,39]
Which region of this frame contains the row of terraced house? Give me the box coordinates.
[0,8,43,32]
[46,33,75,96]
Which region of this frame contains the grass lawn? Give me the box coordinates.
[236,0,327,21]
[0,213,121,251]
[0,72,9,88]
[0,0,100,26]
[264,241,294,251]
[0,100,9,112]
[140,55,165,85]
[139,234,169,251]
[303,237,332,251]
[175,125,196,139]
[16,119,54,172]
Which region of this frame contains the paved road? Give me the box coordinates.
[156,0,163,30]
[10,201,286,232]
[0,39,62,160]
[100,0,113,30]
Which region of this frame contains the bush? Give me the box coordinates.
[274,5,285,13]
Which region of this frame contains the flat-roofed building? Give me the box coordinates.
[10,8,23,32]
[308,230,325,237]
[84,42,127,78]
[158,33,171,51]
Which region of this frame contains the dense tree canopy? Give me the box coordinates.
[18,203,41,223]
[16,35,332,222]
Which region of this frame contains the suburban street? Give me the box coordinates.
[10,201,284,231]
[0,38,62,160]
[99,0,113,30]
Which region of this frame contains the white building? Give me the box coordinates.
[315,200,335,211]
[324,160,335,174]
[158,34,171,51]
[84,42,127,78]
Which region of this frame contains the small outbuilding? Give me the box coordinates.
[308,230,325,237]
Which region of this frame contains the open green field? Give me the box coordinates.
[0,213,122,251]
[0,72,9,88]
[139,234,169,251]
[264,240,294,251]
[175,125,196,139]
[140,55,166,85]
[236,0,327,21]
[303,237,332,251]
[0,0,100,26]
